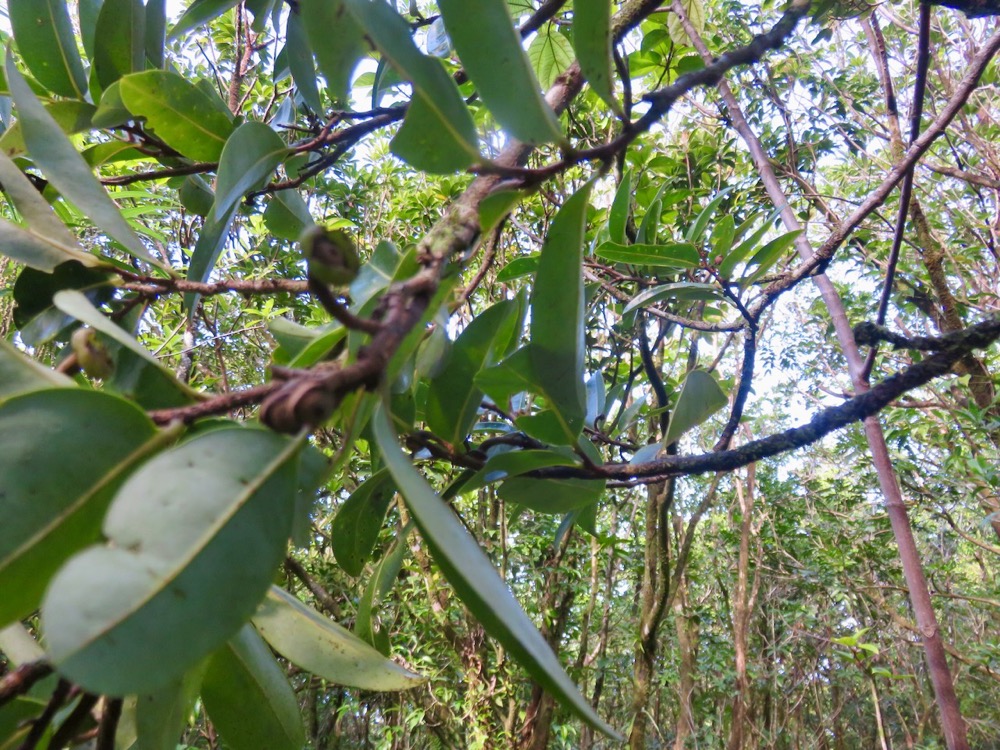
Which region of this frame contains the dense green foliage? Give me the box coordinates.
[0,0,998,748]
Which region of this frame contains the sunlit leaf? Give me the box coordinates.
[527,24,575,89]
[118,70,234,161]
[331,469,396,577]
[301,0,365,105]
[252,586,424,691]
[595,241,700,268]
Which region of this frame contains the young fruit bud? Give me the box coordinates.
[71,327,114,380]
[300,225,361,286]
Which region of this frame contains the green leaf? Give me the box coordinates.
[4,57,163,268]
[527,24,575,89]
[331,469,397,577]
[284,11,322,114]
[8,0,88,98]
[372,404,619,738]
[91,81,134,129]
[573,0,618,111]
[529,183,593,444]
[607,170,632,245]
[465,449,580,493]
[301,0,365,105]
[134,665,206,750]
[0,339,73,399]
[636,198,661,244]
[342,0,479,173]
[744,229,802,281]
[52,289,203,405]
[717,208,780,279]
[184,204,239,313]
[252,586,424,691]
[202,625,305,750]
[0,100,96,157]
[663,369,728,447]
[0,152,99,272]
[264,190,312,240]
[213,122,288,221]
[426,300,517,448]
[667,0,705,47]
[438,0,562,144]
[178,174,215,217]
[595,241,700,268]
[40,428,303,695]
[495,254,539,282]
[145,0,167,69]
[169,0,241,39]
[479,189,524,234]
[78,0,103,61]
[710,213,736,257]
[498,476,605,514]
[685,187,733,244]
[118,70,235,162]
[0,390,165,627]
[622,282,726,316]
[94,0,146,89]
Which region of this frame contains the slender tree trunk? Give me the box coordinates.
[728,464,759,750]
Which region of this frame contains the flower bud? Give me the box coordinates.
[71,327,114,380]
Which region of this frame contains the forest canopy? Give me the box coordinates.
[0,0,998,748]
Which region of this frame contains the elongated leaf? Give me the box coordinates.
[438,0,562,144]
[41,428,303,695]
[342,0,479,173]
[331,469,396,577]
[465,449,580,493]
[302,0,365,105]
[663,369,728,447]
[145,0,167,69]
[0,151,97,271]
[53,289,204,404]
[622,282,726,316]
[118,70,234,162]
[685,187,733,244]
[372,405,618,737]
[608,169,632,245]
[0,339,73,399]
[426,300,517,448]
[134,666,206,750]
[573,0,617,110]
[499,476,605,514]
[94,0,145,88]
[0,100,96,158]
[284,11,322,113]
[202,625,305,750]
[529,183,593,444]
[184,204,239,312]
[9,0,88,98]
[252,586,424,691]
[213,122,288,221]
[4,57,162,268]
[0,390,165,627]
[595,241,700,268]
[169,0,241,39]
[744,229,802,281]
